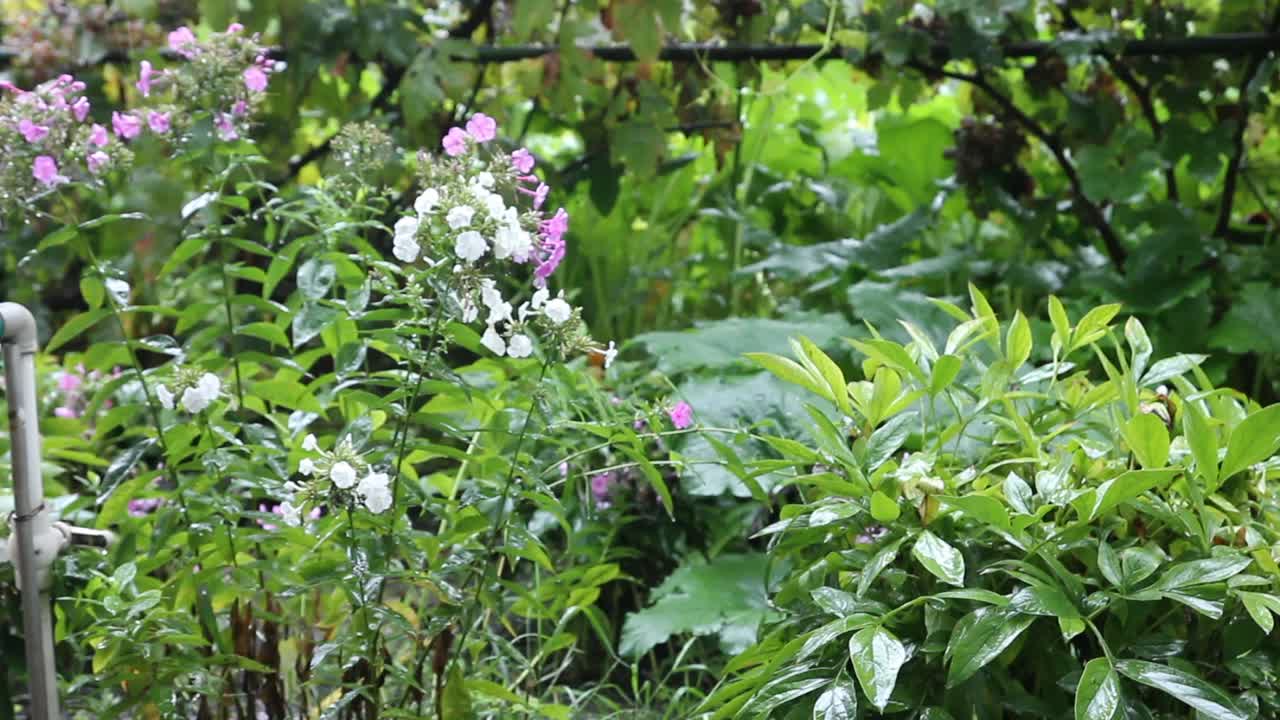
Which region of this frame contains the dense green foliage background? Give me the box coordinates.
[2,0,1280,718]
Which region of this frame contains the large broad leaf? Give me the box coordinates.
[812,676,858,720]
[1089,469,1178,520]
[1219,404,1280,482]
[1122,414,1170,470]
[1115,660,1246,720]
[912,531,965,587]
[620,554,772,657]
[1075,658,1122,720]
[1149,556,1252,592]
[945,606,1035,687]
[634,314,855,375]
[848,626,907,711]
[1182,400,1219,487]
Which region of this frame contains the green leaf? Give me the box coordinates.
[746,352,828,399]
[938,495,1011,532]
[297,257,336,300]
[912,530,965,587]
[858,538,904,597]
[1006,311,1032,369]
[1125,317,1153,381]
[1003,472,1034,515]
[1075,658,1122,720]
[945,606,1035,687]
[1122,414,1170,469]
[1238,592,1280,633]
[1048,295,1071,355]
[1219,403,1280,481]
[1151,556,1252,591]
[1115,660,1246,720]
[441,664,475,720]
[46,308,112,352]
[1070,304,1122,352]
[237,322,290,348]
[798,336,851,416]
[614,0,662,64]
[929,354,963,394]
[1090,469,1178,520]
[848,626,906,712]
[849,338,927,383]
[813,677,857,720]
[1097,541,1123,588]
[1182,400,1218,487]
[870,491,901,522]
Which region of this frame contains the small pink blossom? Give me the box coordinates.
[128,498,163,517]
[590,473,614,508]
[168,27,199,58]
[88,123,109,147]
[232,99,248,116]
[511,148,535,173]
[71,96,90,121]
[533,183,549,210]
[32,156,66,186]
[540,208,569,244]
[465,113,497,142]
[112,111,142,139]
[18,119,48,143]
[0,81,22,94]
[57,372,83,393]
[442,127,468,156]
[54,406,79,419]
[136,60,153,97]
[243,66,269,93]
[147,111,171,134]
[214,113,239,141]
[668,401,693,430]
[87,151,109,175]
[226,22,244,33]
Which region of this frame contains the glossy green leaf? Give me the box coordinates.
[1006,310,1032,369]
[870,491,901,522]
[812,677,857,720]
[1182,400,1218,487]
[849,626,906,711]
[1075,657,1122,720]
[1122,413,1170,470]
[1115,660,1246,720]
[912,530,965,586]
[1090,469,1178,520]
[945,606,1035,687]
[1219,404,1280,481]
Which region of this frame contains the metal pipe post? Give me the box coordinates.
[1,302,60,719]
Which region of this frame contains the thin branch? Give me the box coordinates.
[1214,8,1280,238]
[1061,8,1178,201]
[909,61,1127,271]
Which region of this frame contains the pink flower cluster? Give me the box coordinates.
[51,364,121,419]
[2,74,106,189]
[438,113,571,285]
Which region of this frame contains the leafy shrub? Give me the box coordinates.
[699,287,1280,719]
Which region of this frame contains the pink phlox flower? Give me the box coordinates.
[32,156,67,186]
[226,22,245,33]
[112,111,142,139]
[128,498,163,517]
[18,119,48,143]
[243,66,269,93]
[87,151,109,174]
[89,123,109,147]
[668,401,693,430]
[71,96,90,122]
[57,371,83,393]
[214,113,239,140]
[511,148,535,173]
[465,113,497,142]
[168,27,199,58]
[147,111,171,134]
[539,207,569,244]
[54,406,79,419]
[232,99,249,116]
[136,60,153,97]
[590,473,614,508]
[442,127,468,156]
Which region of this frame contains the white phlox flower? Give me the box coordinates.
[543,296,572,325]
[507,334,533,358]
[330,461,358,489]
[481,325,507,356]
[455,230,487,262]
[156,384,175,409]
[415,187,440,214]
[356,472,393,514]
[446,205,474,229]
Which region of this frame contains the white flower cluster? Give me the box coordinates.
[393,174,536,269]
[156,371,222,413]
[293,433,392,517]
